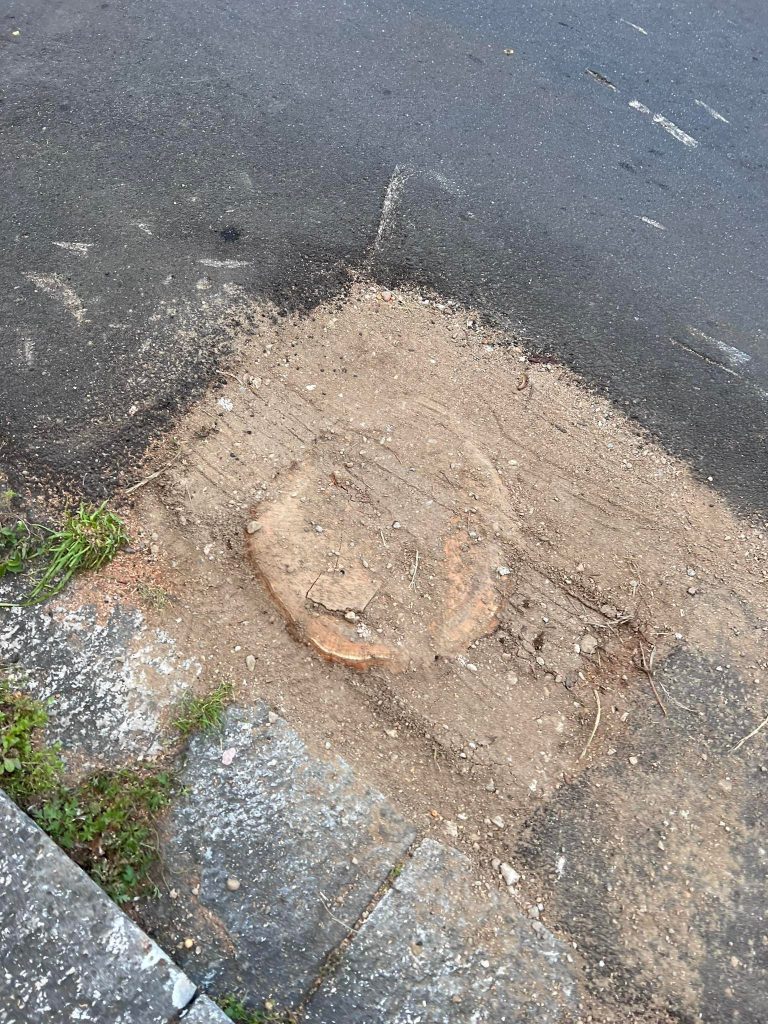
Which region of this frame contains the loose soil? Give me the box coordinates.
[95,280,767,1021]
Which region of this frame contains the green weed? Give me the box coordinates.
[28,502,127,604]
[0,682,171,904]
[0,521,41,579]
[218,995,298,1024]
[0,502,127,606]
[0,681,63,806]
[34,768,172,904]
[174,682,233,737]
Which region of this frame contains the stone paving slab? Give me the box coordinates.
[180,996,231,1022]
[139,707,417,1006]
[0,790,200,1024]
[304,838,580,1024]
[0,601,199,767]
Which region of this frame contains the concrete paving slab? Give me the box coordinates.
[0,601,200,768]
[304,838,579,1024]
[139,708,416,1006]
[0,790,198,1024]
[179,996,231,1022]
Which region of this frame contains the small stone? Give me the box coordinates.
[629,755,639,766]
[183,937,195,949]
[392,521,401,530]
[491,857,501,870]
[500,863,520,887]
[444,820,459,838]
[580,635,598,655]
[491,815,505,829]
[687,586,698,596]
[687,567,697,577]
[527,904,540,919]
[381,290,393,302]
[344,610,357,622]
[149,543,160,557]
[315,524,324,533]
[497,566,512,576]
[245,654,256,671]
[485,779,496,792]
[226,877,241,891]
[246,520,261,534]
[267,711,278,724]
[384,728,398,738]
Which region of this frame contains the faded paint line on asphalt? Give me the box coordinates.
[24,272,87,323]
[694,99,730,124]
[629,100,699,148]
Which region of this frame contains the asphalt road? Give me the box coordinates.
[2,0,767,511]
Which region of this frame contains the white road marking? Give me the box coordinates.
[620,18,648,35]
[688,326,751,367]
[375,165,413,249]
[52,241,93,256]
[20,334,35,366]
[24,272,86,323]
[199,258,251,268]
[637,216,666,230]
[629,100,699,147]
[694,99,730,124]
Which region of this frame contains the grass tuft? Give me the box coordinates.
[0,680,171,904]
[174,682,233,737]
[0,502,127,606]
[218,995,299,1024]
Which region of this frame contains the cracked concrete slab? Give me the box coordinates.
[304,838,580,1023]
[0,790,201,1024]
[139,708,417,1006]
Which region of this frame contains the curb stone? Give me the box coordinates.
[0,791,227,1024]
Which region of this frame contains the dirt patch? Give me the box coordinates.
[110,279,766,1020]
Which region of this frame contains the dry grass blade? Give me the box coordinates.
[580,688,602,760]
[731,712,768,754]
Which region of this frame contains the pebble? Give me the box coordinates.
[344,610,357,622]
[444,820,459,838]
[687,586,698,596]
[485,779,497,792]
[392,521,401,530]
[183,937,195,949]
[245,654,256,671]
[246,520,261,534]
[491,857,501,870]
[580,635,599,655]
[629,755,639,766]
[491,815,505,829]
[500,863,520,887]
[226,877,241,891]
[497,566,512,576]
